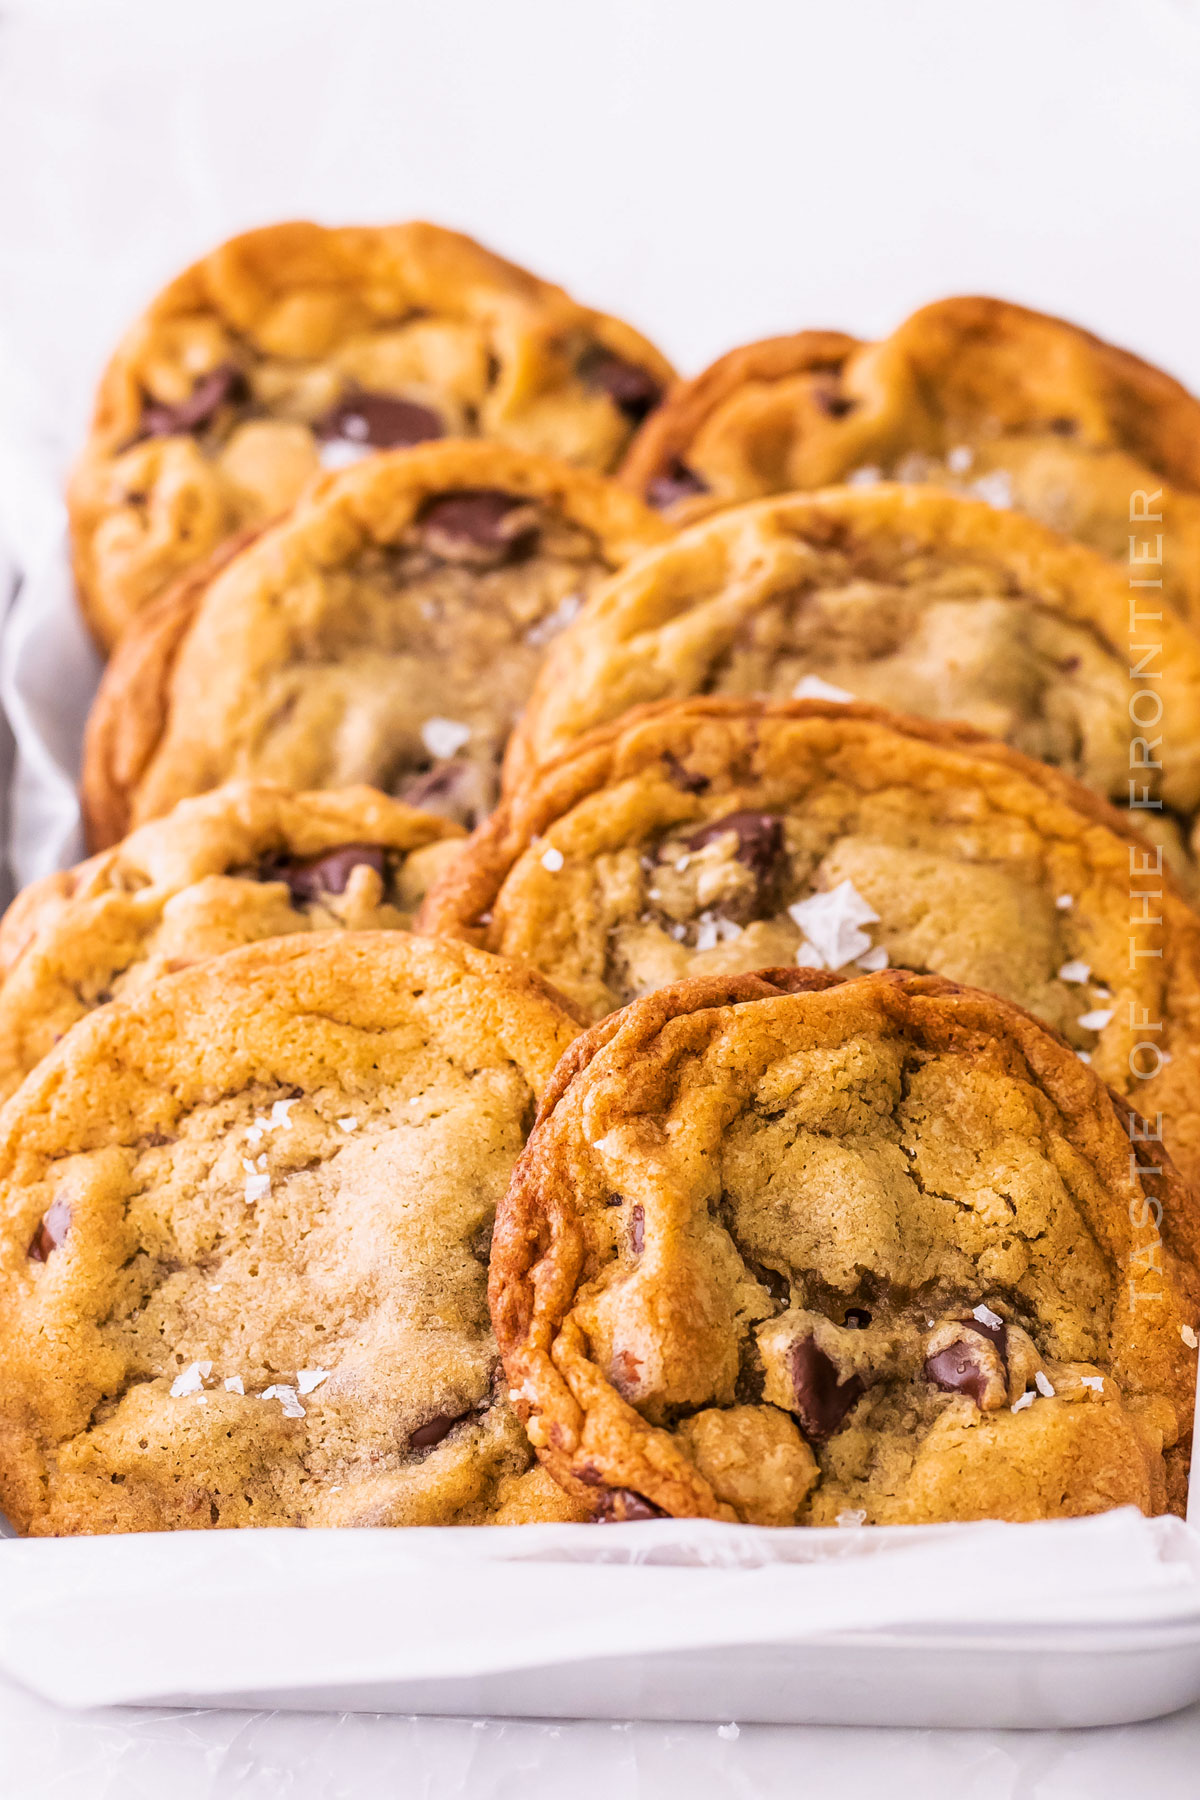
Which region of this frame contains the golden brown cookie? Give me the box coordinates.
[0,780,465,1105]
[0,932,588,1535]
[80,440,670,850]
[70,219,676,649]
[621,297,1200,623]
[508,484,1200,885]
[492,967,1200,1525]
[419,697,1200,1185]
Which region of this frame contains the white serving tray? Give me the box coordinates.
[3,534,1200,1732]
[3,1515,1200,1729]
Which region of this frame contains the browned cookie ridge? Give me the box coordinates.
[0,780,466,1104]
[491,968,1200,1526]
[419,696,1200,1185]
[69,220,676,648]
[81,439,670,849]
[0,933,589,1534]
[507,484,1200,887]
[620,297,1200,624]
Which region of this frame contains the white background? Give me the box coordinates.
[1,0,1200,1791]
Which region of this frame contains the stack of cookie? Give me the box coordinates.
[2,223,1199,1537]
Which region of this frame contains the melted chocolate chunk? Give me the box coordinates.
[417,489,539,565]
[409,1409,473,1451]
[960,1314,1008,1355]
[662,752,710,795]
[315,389,444,449]
[140,363,246,439]
[648,461,710,510]
[263,843,387,904]
[685,811,785,888]
[924,1343,993,1408]
[788,1335,865,1442]
[592,1487,668,1522]
[28,1197,71,1262]
[578,347,663,424]
[629,1204,645,1254]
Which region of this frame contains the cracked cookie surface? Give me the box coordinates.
[0,933,587,1534]
[81,440,668,849]
[419,697,1200,1185]
[0,780,464,1105]
[491,968,1200,1525]
[619,296,1200,625]
[509,485,1200,884]
[69,219,675,648]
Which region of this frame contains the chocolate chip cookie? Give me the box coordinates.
[0,780,465,1105]
[620,297,1200,624]
[0,932,589,1534]
[492,967,1200,1525]
[419,696,1200,1184]
[69,220,676,649]
[80,440,670,849]
[508,484,1200,884]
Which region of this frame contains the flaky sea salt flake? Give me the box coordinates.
[835,1509,867,1528]
[540,847,565,872]
[1182,1325,1199,1350]
[269,1099,297,1131]
[973,1304,1003,1330]
[973,469,1013,509]
[1011,1390,1035,1413]
[792,674,854,704]
[244,1173,271,1204]
[1055,894,1074,910]
[788,881,880,970]
[420,716,471,759]
[1057,960,1090,984]
[856,944,889,972]
[224,1376,245,1394]
[1081,1375,1104,1392]
[1078,1008,1114,1032]
[1034,1371,1055,1397]
[296,1368,331,1396]
[337,1116,359,1132]
[170,1361,212,1398]
[261,1384,305,1419]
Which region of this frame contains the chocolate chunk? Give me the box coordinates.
[648,461,710,510]
[629,1204,645,1254]
[843,1307,872,1329]
[28,1197,71,1262]
[960,1314,1008,1355]
[578,347,663,424]
[315,389,444,449]
[140,363,246,439]
[788,1335,865,1441]
[662,752,710,795]
[417,489,539,566]
[592,1487,667,1522]
[409,1409,472,1451]
[924,1343,994,1407]
[686,811,785,888]
[263,843,387,904]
